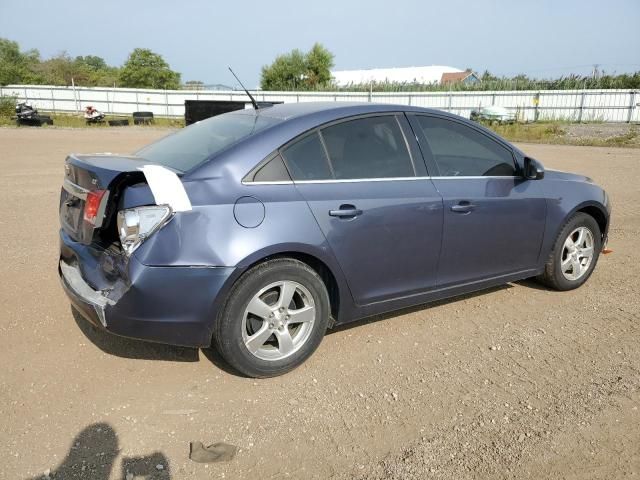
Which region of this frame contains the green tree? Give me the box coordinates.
[32,52,121,87]
[75,55,108,71]
[260,43,334,91]
[35,52,86,85]
[305,43,334,89]
[119,48,181,89]
[260,49,306,90]
[74,55,120,86]
[0,38,41,85]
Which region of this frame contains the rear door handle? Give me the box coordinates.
[450,201,476,213]
[329,204,363,218]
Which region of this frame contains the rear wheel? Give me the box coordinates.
[538,213,601,291]
[214,258,330,377]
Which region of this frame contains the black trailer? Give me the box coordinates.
[184,100,282,126]
[184,100,247,126]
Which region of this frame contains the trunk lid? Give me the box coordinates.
[60,154,150,244]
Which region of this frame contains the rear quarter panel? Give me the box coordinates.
[134,178,330,266]
[132,177,357,323]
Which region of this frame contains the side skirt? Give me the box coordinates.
[336,268,542,326]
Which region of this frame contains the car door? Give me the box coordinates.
[408,114,546,287]
[280,114,443,306]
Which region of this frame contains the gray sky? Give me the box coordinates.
[1,0,638,87]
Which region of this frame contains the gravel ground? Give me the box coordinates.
[562,123,640,146]
[0,128,638,480]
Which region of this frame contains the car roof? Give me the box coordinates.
[231,101,445,122]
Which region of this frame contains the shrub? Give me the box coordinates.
[0,95,16,117]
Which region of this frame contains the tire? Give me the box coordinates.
[133,112,154,125]
[214,258,330,378]
[108,119,129,127]
[537,212,601,291]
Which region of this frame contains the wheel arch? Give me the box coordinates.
[537,199,608,290]
[575,203,608,240]
[545,200,609,261]
[561,200,609,241]
[245,251,342,327]
[209,244,353,342]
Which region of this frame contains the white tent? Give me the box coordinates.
[331,65,465,86]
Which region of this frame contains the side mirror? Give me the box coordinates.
[523,157,545,180]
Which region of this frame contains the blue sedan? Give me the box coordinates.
[58,102,610,377]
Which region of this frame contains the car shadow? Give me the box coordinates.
[71,306,243,375]
[26,422,171,479]
[327,284,514,335]
[71,307,199,362]
[515,278,557,291]
[200,346,248,376]
[72,280,550,375]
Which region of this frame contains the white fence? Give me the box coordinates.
[2,84,639,123]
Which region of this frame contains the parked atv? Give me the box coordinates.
[84,106,105,124]
[15,102,53,126]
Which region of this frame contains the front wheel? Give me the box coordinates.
[214,258,330,378]
[537,212,601,291]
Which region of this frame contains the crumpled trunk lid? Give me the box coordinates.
[59,153,149,244]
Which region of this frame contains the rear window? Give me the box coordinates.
[136,112,279,172]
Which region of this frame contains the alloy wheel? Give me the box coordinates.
[561,226,595,281]
[241,280,316,361]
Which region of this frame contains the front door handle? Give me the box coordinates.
[329,204,363,218]
[450,201,476,213]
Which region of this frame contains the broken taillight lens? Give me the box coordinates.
[117,205,172,255]
[83,189,107,225]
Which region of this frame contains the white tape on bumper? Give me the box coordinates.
[139,165,192,212]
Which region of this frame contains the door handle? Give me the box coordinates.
[329,204,363,218]
[450,201,476,213]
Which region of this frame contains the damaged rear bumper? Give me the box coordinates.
[60,260,113,327]
[59,229,235,347]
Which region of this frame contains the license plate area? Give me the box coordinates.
[60,189,85,236]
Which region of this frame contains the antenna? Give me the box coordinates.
[228,67,259,110]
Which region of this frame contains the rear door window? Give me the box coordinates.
[320,115,415,179]
[281,132,333,181]
[415,116,517,177]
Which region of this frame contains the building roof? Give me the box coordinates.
[441,70,479,84]
[331,65,465,86]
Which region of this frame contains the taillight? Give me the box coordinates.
[83,189,107,225]
[117,206,172,255]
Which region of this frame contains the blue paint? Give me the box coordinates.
[233,196,265,228]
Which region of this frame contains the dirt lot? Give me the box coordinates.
[1,127,638,480]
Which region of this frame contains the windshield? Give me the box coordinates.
[136,112,280,172]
